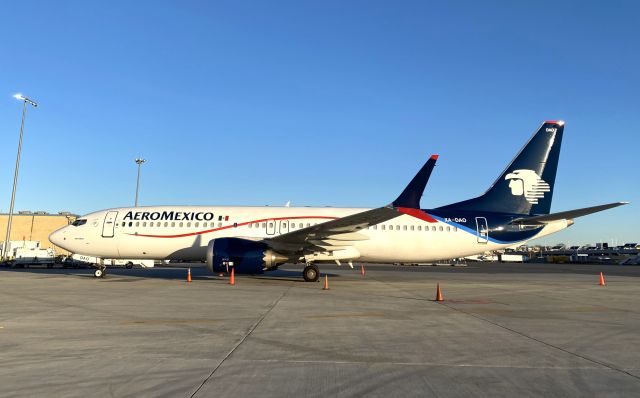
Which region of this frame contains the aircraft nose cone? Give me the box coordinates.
[49,227,68,249]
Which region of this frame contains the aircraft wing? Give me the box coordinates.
[265,154,439,253]
[509,202,629,225]
[266,206,399,251]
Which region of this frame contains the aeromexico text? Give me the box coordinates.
[123,211,215,221]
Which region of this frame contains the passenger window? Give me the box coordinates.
[218,222,222,227]
[395,225,399,231]
[432,226,436,231]
[269,223,274,228]
[129,222,133,227]
[410,226,414,231]
[187,222,191,227]
[417,226,421,231]
[439,226,443,231]
[218,215,223,221]
[164,222,168,227]
[373,225,377,230]
[446,226,450,232]
[299,223,303,228]
[248,223,252,228]
[306,223,311,227]
[403,225,407,231]
[195,222,199,227]
[171,222,175,227]
[122,222,125,227]
[179,222,183,227]
[262,223,266,228]
[135,222,139,227]
[381,225,385,230]
[143,222,147,227]
[454,227,457,232]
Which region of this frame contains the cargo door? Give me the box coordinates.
[102,211,118,238]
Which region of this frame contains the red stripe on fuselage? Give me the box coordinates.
[396,207,438,223]
[125,215,338,238]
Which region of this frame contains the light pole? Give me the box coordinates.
[134,158,146,207]
[2,94,38,261]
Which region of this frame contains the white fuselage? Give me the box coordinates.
[49,205,568,263]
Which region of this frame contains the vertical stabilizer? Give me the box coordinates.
[438,121,564,215]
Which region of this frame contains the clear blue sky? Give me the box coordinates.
[0,1,638,246]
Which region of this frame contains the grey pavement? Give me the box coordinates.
[1,262,639,397]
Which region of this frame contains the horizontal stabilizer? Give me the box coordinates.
[510,202,629,225]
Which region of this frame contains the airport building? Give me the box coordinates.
[0,212,76,255]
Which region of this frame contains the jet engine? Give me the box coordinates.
[206,238,288,274]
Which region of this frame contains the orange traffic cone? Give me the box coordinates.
[187,268,192,283]
[322,275,329,290]
[360,265,365,277]
[230,268,235,285]
[599,272,605,286]
[435,283,443,302]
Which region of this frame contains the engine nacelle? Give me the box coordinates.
[206,238,287,274]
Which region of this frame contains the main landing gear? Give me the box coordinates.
[93,266,107,278]
[303,264,320,282]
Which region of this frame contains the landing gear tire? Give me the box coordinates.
[125,262,133,269]
[94,268,106,278]
[303,264,320,282]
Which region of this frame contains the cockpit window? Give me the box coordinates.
[72,219,87,226]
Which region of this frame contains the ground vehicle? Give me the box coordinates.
[499,253,528,263]
[13,247,56,267]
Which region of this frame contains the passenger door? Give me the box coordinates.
[266,219,277,235]
[102,211,118,238]
[475,217,489,244]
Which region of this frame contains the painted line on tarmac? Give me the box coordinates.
[364,273,640,382]
[247,358,604,370]
[439,301,640,382]
[190,285,293,398]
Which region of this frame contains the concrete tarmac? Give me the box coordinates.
[1,262,639,397]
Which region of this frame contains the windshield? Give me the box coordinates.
[71,219,87,226]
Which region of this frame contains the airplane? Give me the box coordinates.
[49,121,628,280]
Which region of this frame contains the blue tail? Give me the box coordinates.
[438,121,565,216]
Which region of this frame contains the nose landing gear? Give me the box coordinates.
[93,266,107,278]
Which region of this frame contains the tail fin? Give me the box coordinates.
[439,121,564,215]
